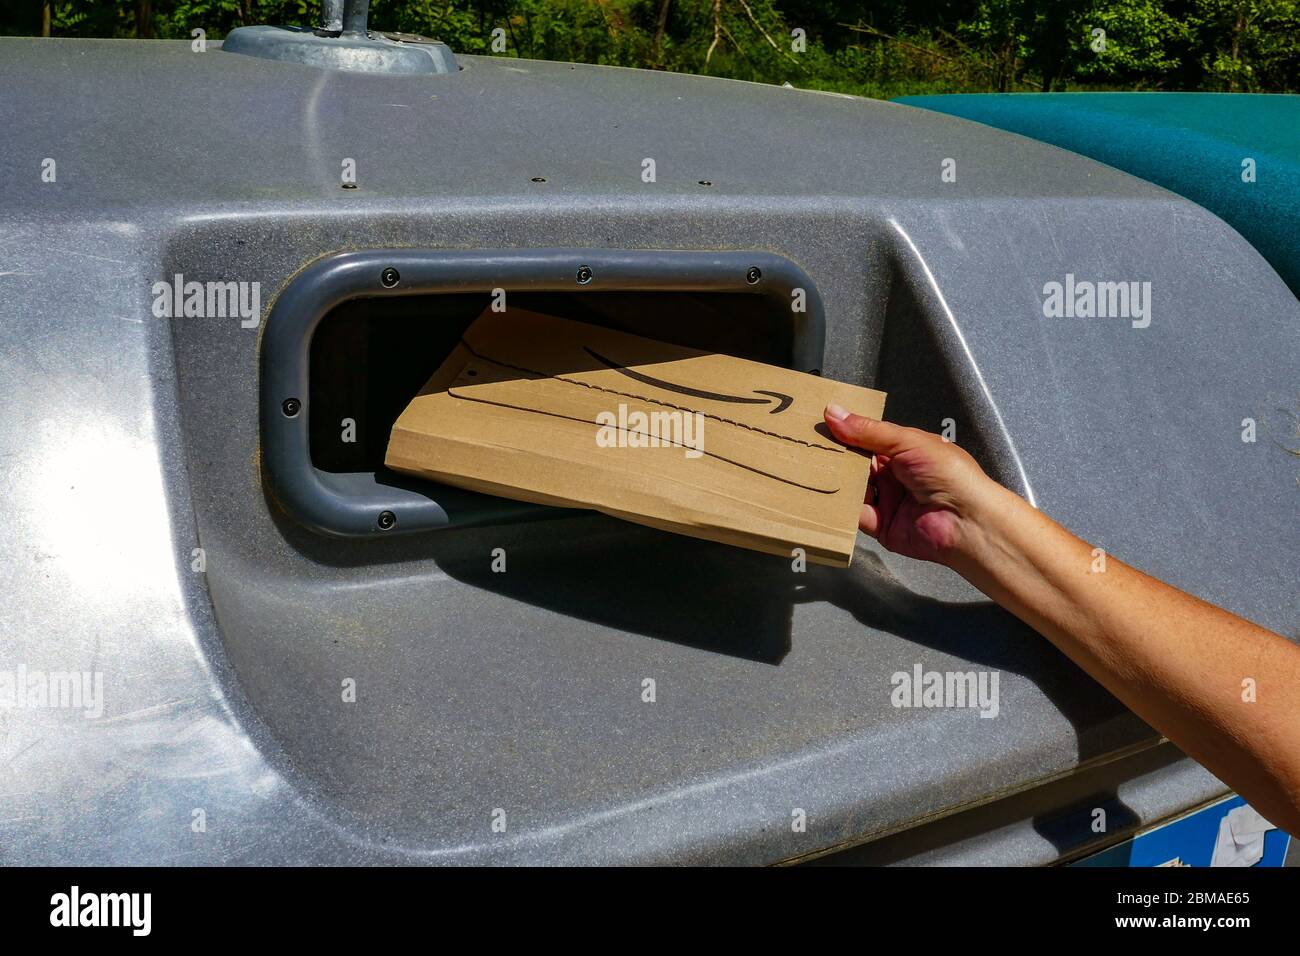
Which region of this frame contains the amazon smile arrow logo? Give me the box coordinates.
[584,347,794,413]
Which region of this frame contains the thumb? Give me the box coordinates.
[824,404,911,456]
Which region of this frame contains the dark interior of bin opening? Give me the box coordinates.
[308,291,797,473]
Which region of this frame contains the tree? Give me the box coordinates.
[1067,0,1193,87]
[1191,0,1300,91]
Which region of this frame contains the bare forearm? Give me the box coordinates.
[950,484,1300,833]
[820,405,1300,831]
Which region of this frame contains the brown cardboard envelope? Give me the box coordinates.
[385,309,886,566]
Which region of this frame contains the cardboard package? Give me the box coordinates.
[385,309,887,566]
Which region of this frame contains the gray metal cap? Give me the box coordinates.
[222,24,458,75]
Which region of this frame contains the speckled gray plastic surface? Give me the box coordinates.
[0,38,1295,865]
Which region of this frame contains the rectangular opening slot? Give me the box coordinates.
[308,291,797,475]
[262,248,825,537]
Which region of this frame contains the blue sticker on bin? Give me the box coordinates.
[1074,795,1291,867]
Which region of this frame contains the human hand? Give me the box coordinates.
[823,404,1006,567]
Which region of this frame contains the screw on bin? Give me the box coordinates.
[576,265,594,285]
[746,266,762,284]
[377,510,397,530]
[281,397,302,418]
[380,267,400,288]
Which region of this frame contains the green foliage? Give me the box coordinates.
[959,0,1033,90]
[4,1,1297,95]
[1067,0,1193,85]
[1190,0,1300,90]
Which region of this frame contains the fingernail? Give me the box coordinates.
[825,403,850,422]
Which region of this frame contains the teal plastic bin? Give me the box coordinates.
[895,93,1300,299]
